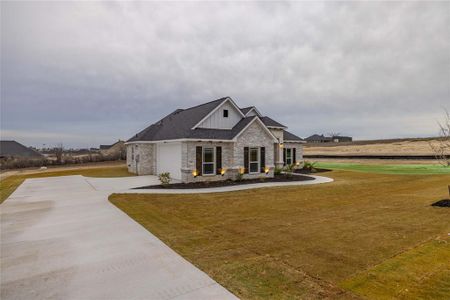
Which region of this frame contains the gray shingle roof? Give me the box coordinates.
[283,130,304,142]
[240,107,252,115]
[128,97,302,143]
[128,97,237,142]
[260,116,287,128]
[0,141,43,158]
[305,134,332,141]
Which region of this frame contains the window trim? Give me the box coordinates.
[223,109,229,118]
[286,148,292,165]
[249,147,260,174]
[202,147,215,176]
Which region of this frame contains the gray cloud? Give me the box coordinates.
[1,1,449,147]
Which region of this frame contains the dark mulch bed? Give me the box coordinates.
[294,168,331,174]
[431,199,450,207]
[134,174,315,189]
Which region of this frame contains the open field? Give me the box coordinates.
[0,164,133,204]
[110,170,450,299]
[315,162,450,175]
[304,137,442,156]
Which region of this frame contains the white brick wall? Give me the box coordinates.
[127,120,284,182]
[126,143,156,175]
[234,120,275,180]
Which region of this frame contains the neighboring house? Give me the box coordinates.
[0,140,43,159]
[99,140,126,159]
[126,97,305,182]
[305,134,333,143]
[332,135,352,143]
[305,134,352,143]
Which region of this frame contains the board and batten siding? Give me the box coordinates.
[197,101,242,129]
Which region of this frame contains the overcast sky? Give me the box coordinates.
[1,1,449,148]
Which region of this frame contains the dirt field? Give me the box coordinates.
[304,138,442,156]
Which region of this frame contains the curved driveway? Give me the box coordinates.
[1,174,332,299]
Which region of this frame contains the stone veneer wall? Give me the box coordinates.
[126,143,156,175]
[284,142,304,164]
[234,121,275,179]
[269,128,284,167]
[181,141,235,183]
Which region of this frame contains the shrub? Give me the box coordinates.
[283,164,295,178]
[158,172,171,185]
[303,161,317,173]
[274,167,283,175]
[235,172,244,181]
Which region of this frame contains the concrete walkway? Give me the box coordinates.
[121,174,333,194]
[1,173,333,299]
[1,175,237,300]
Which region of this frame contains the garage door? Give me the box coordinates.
[156,142,182,180]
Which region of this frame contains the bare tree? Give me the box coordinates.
[430,109,450,167]
[328,132,341,138]
[54,143,64,164]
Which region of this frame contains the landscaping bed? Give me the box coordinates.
[134,174,315,189]
[294,167,331,174]
[431,199,450,207]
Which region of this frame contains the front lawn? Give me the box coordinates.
[110,170,450,299]
[315,162,450,175]
[0,165,133,204]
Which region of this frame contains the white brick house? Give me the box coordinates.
[126,97,305,183]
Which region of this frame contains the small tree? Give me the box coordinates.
[54,143,64,164]
[430,109,450,167]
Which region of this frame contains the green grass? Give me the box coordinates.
[315,162,450,175]
[0,165,133,204]
[341,238,450,299]
[110,171,450,299]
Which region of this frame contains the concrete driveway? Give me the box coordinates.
[1,175,237,300]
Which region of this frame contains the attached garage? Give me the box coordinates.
[156,142,182,180]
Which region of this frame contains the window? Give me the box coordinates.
[131,146,134,160]
[223,109,229,118]
[202,147,215,175]
[286,148,292,165]
[249,147,259,173]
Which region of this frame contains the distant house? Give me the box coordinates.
[126,97,305,182]
[305,134,352,143]
[0,140,43,159]
[331,135,352,143]
[305,134,332,143]
[99,140,126,159]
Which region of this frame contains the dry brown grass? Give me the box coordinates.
[110,170,450,299]
[304,138,442,156]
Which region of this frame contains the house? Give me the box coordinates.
[0,140,43,159]
[332,135,352,143]
[126,97,305,182]
[305,134,353,143]
[305,134,333,143]
[99,140,126,159]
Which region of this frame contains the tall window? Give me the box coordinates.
[202,147,215,175]
[286,148,292,165]
[249,147,259,173]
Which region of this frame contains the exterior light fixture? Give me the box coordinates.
[264,167,269,174]
[220,168,226,176]
[279,143,284,148]
[193,170,198,178]
[296,161,300,166]
[239,167,245,174]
